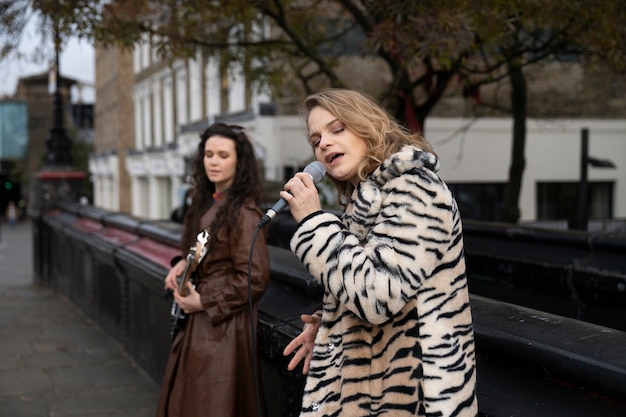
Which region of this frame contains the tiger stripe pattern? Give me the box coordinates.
[290,146,478,416]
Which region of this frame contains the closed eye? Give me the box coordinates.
[309,134,321,148]
[329,119,346,135]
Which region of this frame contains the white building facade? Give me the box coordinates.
[90,42,626,228]
[428,118,625,227]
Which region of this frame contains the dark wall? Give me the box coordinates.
[30,203,626,417]
[269,212,626,332]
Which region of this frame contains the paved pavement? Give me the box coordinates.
[0,219,160,417]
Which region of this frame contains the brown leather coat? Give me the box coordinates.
[156,201,271,417]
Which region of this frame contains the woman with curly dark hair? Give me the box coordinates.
[157,122,270,417]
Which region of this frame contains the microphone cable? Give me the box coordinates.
[248,161,325,415]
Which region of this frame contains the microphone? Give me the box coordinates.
[258,161,326,228]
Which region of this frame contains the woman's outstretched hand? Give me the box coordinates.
[283,314,321,374]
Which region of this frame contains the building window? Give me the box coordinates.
[536,182,614,222]
[446,183,506,221]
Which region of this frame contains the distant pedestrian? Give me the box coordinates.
[6,201,17,229]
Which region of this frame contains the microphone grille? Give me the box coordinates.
[304,161,326,183]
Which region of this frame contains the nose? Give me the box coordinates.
[318,134,331,150]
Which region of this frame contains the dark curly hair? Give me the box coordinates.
[179,123,264,252]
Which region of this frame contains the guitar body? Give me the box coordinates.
[169,251,195,339]
[169,303,189,339]
[168,229,210,340]
[169,302,188,339]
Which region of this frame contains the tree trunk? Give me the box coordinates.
[503,63,527,223]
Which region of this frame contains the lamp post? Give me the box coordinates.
[44,15,73,168]
[34,10,86,213]
[574,127,616,231]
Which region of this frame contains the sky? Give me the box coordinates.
[0,19,95,103]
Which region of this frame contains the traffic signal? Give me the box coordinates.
[4,180,12,190]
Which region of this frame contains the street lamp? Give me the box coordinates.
[44,14,73,168]
[35,8,86,213]
[574,127,616,231]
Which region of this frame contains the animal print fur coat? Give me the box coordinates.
[290,146,478,416]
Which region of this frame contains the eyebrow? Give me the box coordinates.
[308,118,339,141]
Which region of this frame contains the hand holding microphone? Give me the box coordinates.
[258,161,326,228]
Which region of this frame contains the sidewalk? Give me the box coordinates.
[0,220,160,417]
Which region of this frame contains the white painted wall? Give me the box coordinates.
[426,118,626,221]
[254,116,313,181]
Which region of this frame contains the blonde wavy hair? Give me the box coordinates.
[303,88,435,206]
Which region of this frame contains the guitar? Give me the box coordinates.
[169,229,210,339]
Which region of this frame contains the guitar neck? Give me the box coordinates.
[176,251,196,295]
